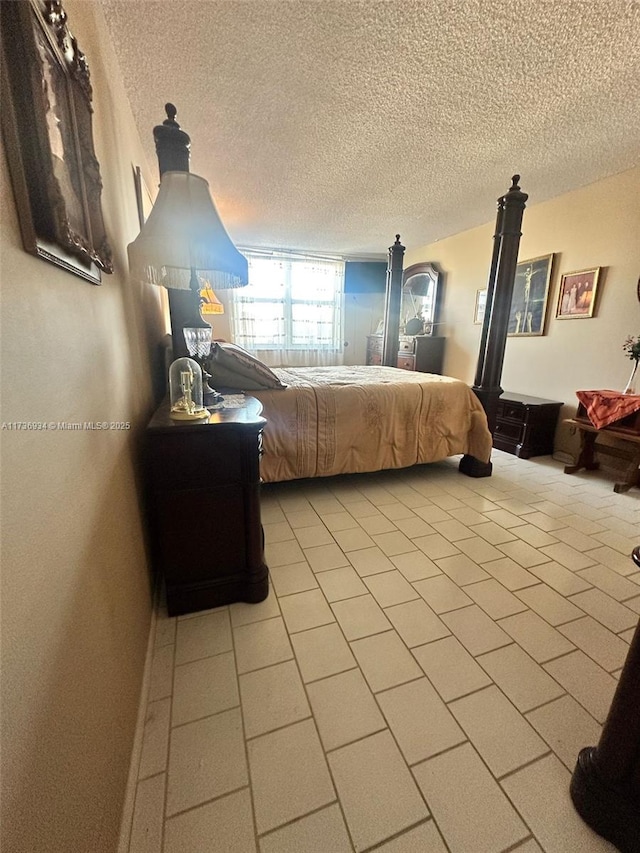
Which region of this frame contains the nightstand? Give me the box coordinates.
[493,393,563,458]
[145,395,268,615]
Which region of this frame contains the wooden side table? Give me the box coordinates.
[493,393,563,458]
[564,418,640,493]
[145,395,269,615]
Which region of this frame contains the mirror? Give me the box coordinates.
[401,262,443,335]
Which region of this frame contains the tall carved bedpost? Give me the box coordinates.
[382,234,405,367]
[473,202,504,389]
[460,175,528,478]
[570,547,640,852]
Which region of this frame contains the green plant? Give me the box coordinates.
[623,335,640,362]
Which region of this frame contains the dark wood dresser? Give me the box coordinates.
[145,395,268,615]
[366,334,445,373]
[493,393,563,458]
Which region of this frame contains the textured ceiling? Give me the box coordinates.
[100,0,640,257]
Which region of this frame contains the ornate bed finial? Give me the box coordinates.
[395,234,401,243]
[154,103,191,176]
[164,103,179,125]
[504,175,527,204]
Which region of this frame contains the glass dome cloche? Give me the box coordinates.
[169,358,209,420]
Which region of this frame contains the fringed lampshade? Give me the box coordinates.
[128,171,247,291]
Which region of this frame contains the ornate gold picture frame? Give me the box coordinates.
[1,0,112,284]
[556,267,601,319]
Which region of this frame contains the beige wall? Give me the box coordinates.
[405,167,640,457]
[0,3,167,852]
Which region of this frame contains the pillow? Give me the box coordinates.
[206,343,287,390]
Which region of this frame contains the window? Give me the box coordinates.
[229,251,344,366]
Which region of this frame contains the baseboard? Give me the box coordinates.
[552,450,574,465]
[117,582,159,853]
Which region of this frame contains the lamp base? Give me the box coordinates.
[203,372,224,408]
[205,387,224,408]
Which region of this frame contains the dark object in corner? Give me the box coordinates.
[1,0,112,283]
[570,547,640,853]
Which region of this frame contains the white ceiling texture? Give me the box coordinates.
[101,0,640,258]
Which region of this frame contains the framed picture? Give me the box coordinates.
[133,165,155,229]
[508,254,554,336]
[474,289,487,325]
[556,268,601,319]
[0,0,112,284]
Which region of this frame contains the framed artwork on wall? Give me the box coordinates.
[556,268,601,319]
[507,254,554,336]
[133,165,154,229]
[474,289,487,325]
[0,0,112,284]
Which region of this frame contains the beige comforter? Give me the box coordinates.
[251,365,492,483]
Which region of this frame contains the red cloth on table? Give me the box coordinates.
[576,389,640,429]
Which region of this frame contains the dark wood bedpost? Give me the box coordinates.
[473,202,504,389]
[382,234,405,367]
[460,175,528,478]
[570,547,640,852]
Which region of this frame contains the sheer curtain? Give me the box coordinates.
[229,251,344,367]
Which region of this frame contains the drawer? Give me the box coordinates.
[398,339,414,353]
[498,401,525,422]
[147,431,243,489]
[397,354,415,370]
[368,352,382,366]
[367,336,383,356]
[494,420,523,441]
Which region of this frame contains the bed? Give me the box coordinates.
[207,175,527,484]
[250,365,492,483]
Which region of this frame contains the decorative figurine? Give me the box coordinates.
[169,358,208,420]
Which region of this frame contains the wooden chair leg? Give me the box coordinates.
[565,430,599,475]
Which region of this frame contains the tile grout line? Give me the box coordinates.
[498,835,536,853]
[230,602,263,853]
[360,817,453,853]
[267,577,359,853]
[161,783,251,824]
[496,749,554,783]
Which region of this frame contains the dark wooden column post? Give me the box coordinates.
[460,175,528,478]
[474,202,504,388]
[382,235,405,367]
[570,547,640,853]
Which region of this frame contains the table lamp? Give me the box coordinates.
[128,104,248,405]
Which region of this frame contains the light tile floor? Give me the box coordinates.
[127,452,639,853]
